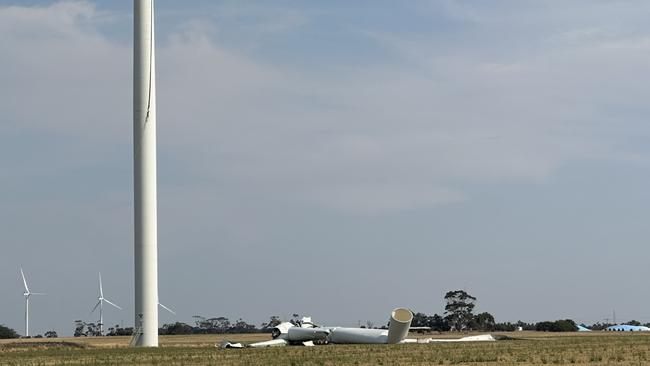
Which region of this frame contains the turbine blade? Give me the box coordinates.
[30,292,45,295]
[99,273,104,298]
[159,302,176,315]
[90,300,101,314]
[103,298,122,310]
[20,267,29,293]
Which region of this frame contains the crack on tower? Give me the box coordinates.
[145,0,154,124]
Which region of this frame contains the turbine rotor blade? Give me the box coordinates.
[90,300,101,314]
[98,273,104,298]
[20,268,29,293]
[159,303,176,315]
[30,292,45,295]
[103,298,122,310]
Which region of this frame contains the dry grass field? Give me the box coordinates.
[2,332,650,365]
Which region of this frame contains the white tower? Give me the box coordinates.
[133,0,159,347]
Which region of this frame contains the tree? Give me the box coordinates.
[261,316,281,330]
[535,319,577,332]
[430,314,451,331]
[444,290,477,331]
[625,320,641,326]
[410,312,450,332]
[85,322,101,337]
[192,315,207,329]
[107,325,134,336]
[411,312,430,328]
[494,322,516,331]
[44,330,58,338]
[473,312,496,331]
[73,320,87,337]
[0,324,19,339]
[208,317,230,333]
[231,319,256,333]
[494,321,534,331]
[160,322,193,335]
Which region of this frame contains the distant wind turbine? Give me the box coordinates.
[91,273,122,335]
[20,267,44,337]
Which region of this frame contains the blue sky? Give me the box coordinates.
[2,0,650,336]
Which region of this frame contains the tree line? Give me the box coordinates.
[70,315,283,337]
[159,315,284,335]
[0,324,57,339]
[414,290,578,332]
[5,289,650,338]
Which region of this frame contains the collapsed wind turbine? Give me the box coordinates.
[90,273,122,335]
[20,268,44,338]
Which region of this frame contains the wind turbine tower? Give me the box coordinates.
[20,268,44,337]
[133,0,159,347]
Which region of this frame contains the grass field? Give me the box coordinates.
[2,332,650,365]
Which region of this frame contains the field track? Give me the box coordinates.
[2,332,650,365]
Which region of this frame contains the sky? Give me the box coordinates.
[1,0,650,336]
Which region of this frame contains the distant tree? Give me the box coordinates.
[494,321,534,331]
[160,322,193,335]
[588,322,612,331]
[535,319,577,332]
[231,319,256,333]
[430,314,451,332]
[444,290,477,331]
[209,317,230,333]
[106,325,133,336]
[73,320,87,337]
[117,326,134,336]
[85,322,101,337]
[44,330,58,338]
[411,312,430,328]
[517,321,536,331]
[190,315,262,334]
[473,312,496,331]
[192,315,207,329]
[625,320,641,326]
[34,334,43,338]
[261,316,281,330]
[0,324,19,339]
[494,322,516,331]
[410,312,450,331]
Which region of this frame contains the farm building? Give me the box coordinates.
[605,325,650,332]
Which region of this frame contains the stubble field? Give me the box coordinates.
[1,332,650,365]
